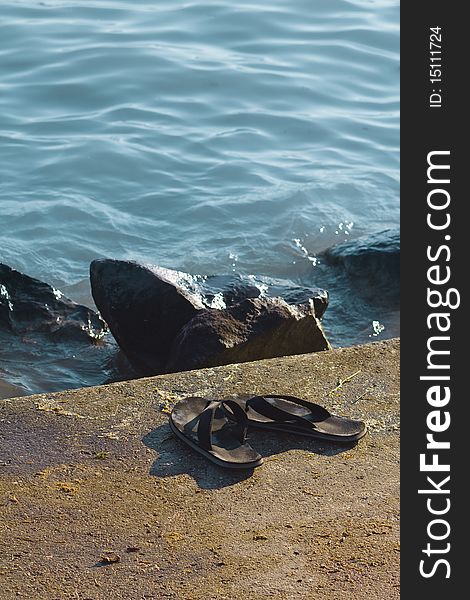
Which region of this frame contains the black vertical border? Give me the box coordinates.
[401,3,465,597]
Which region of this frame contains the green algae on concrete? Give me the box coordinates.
[0,339,400,600]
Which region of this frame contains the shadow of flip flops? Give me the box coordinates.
[142,423,254,489]
[142,421,355,490]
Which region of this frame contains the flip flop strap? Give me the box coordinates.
[197,400,220,450]
[246,395,331,428]
[222,399,248,443]
[197,399,249,451]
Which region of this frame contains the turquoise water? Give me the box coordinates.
[0,0,399,395]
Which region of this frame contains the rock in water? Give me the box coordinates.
[0,263,105,340]
[90,259,203,374]
[166,297,331,373]
[200,274,329,320]
[90,259,331,375]
[198,274,262,307]
[323,228,399,283]
[0,262,110,396]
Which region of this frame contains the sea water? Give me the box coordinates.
[0,0,399,397]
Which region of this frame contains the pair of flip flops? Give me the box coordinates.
[169,395,367,469]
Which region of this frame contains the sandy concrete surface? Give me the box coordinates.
[0,339,400,600]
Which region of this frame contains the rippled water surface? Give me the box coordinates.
[0,0,399,396]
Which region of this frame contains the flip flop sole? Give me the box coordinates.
[241,419,367,442]
[229,397,367,443]
[169,416,263,469]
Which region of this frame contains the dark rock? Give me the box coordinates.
[0,263,112,397]
[314,229,400,346]
[271,285,329,319]
[166,297,331,373]
[90,259,331,375]
[0,263,105,341]
[200,274,262,307]
[200,274,329,319]
[90,259,203,374]
[323,228,399,282]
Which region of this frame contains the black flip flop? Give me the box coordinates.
[169,396,263,469]
[232,395,367,443]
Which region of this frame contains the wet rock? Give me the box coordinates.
[271,284,329,319]
[90,259,203,374]
[323,228,399,283]
[90,259,331,375]
[199,274,263,307]
[0,263,111,397]
[319,230,399,343]
[199,273,329,319]
[166,297,331,373]
[0,263,105,341]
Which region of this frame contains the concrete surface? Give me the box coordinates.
[0,339,400,600]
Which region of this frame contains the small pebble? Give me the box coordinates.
[100,552,121,564]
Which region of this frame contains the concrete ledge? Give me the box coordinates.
[0,339,400,599]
